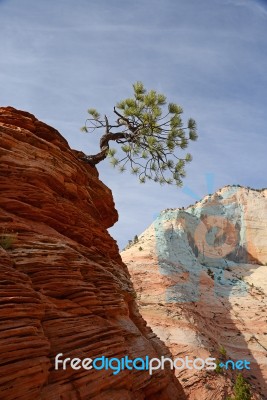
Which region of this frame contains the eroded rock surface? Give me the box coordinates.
[0,107,185,400]
[122,186,267,400]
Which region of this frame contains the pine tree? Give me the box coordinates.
[227,373,251,400]
[233,374,251,400]
[80,81,197,186]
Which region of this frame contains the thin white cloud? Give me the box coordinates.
[225,0,267,17]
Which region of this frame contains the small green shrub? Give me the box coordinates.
[124,234,140,250]
[139,246,143,251]
[215,360,223,374]
[219,345,227,357]
[133,235,139,244]
[0,231,17,250]
[227,373,251,400]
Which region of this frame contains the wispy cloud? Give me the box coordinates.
[225,0,267,17]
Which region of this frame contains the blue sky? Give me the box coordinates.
[1,0,266,249]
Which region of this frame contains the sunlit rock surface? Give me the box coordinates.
[122,186,267,400]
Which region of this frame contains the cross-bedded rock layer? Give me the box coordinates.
[0,107,185,400]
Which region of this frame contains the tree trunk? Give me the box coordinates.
[78,131,128,166]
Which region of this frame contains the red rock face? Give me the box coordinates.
[0,107,185,400]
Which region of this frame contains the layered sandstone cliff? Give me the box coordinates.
[122,186,267,400]
[0,107,185,400]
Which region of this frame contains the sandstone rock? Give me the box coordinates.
[122,186,267,400]
[0,107,185,400]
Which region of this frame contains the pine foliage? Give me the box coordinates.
[81,81,198,186]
